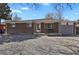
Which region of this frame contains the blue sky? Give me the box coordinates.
[8,3,79,20]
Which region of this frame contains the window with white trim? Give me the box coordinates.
[12,23,16,28]
[29,23,32,27]
[36,24,40,30]
[45,24,52,29]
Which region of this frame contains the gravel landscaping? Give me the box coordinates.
[0,35,79,55]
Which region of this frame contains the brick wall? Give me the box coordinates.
[7,23,33,34]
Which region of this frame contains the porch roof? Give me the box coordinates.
[32,19,60,23]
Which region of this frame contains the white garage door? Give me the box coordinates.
[59,25,74,35]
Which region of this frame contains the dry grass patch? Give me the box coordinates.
[0,36,79,55]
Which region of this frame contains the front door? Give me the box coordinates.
[36,24,41,33]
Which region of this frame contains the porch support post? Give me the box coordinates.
[32,23,35,34]
[58,22,62,35]
[41,23,44,33]
[58,22,60,33]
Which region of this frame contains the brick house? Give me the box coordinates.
[5,19,76,35]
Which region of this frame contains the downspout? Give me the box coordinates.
[0,18,1,36]
[74,22,76,35]
[58,21,62,35]
[0,18,1,24]
[4,20,8,35]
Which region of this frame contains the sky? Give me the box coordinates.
[8,3,79,21]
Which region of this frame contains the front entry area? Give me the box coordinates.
[44,23,59,33]
[35,24,41,33]
[34,22,60,36]
[35,22,59,34]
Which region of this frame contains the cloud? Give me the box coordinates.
[74,12,79,15]
[21,7,30,10]
[11,9,22,13]
[42,3,50,6]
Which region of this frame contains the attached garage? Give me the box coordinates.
[59,22,76,35]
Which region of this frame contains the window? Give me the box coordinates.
[36,24,40,30]
[45,24,52,29]
[26,23,32,27]
[12,23,16,28]
[48,24,52,29]
[12,25,15,28]
[3,26,6,29]
[61,22,66,25]
[66,22,68,25]
[29,24,32,27]
[68,23,73,25]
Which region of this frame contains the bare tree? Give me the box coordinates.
[53,3,73,20]
[45,12,54,20]
[9,3,74,20]
[27,3,73,20]
[12,14,21,20]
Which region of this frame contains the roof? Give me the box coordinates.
[5,20,32,23]
[32,19,60,23]
[5,19,75,24]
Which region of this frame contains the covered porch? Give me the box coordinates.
[33,21,60,35]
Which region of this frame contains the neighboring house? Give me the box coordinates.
[5,19,77,36]
[0,24,6,34]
